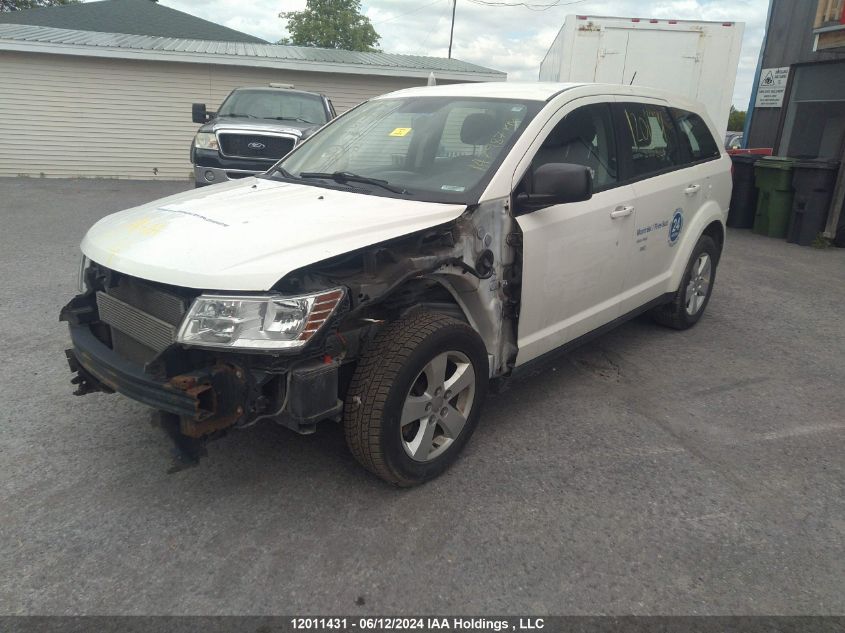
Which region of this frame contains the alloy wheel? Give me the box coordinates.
[685,253,712,316]
[400,351,476,462]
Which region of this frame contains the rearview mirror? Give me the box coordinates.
[192,103,208,124]
[516,163,593,211]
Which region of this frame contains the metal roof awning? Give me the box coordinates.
[0,24,506,82]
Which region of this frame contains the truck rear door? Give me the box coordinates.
[620,28,703,97]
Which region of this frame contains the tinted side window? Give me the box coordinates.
[530,103,618,191]
[617,103,681,179]
[671,108,721,162]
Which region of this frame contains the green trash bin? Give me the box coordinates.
[754,157,796,238]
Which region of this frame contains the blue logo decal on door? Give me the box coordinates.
[668,209,683,246]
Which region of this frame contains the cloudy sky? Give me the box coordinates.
[157,0,769,109]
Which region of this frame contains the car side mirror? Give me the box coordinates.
[192,103,208,124]
[516,163,593,212]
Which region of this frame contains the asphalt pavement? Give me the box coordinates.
[1,178,843,615]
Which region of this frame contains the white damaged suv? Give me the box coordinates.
[61,82,730,485]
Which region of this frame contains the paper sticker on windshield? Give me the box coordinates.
[389,127,412,137]
[441,185,465,192]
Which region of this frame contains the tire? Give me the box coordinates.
[651,235,719,330]
[343,310,489,486]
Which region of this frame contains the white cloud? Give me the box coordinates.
[157,0,768,109]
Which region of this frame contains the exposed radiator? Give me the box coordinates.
[107,278,186,325]
[96,291,177,353]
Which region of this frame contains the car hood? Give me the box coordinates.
[81,178,466,291]
[200,117,317,136]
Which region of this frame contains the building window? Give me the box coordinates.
[779,62,845,159]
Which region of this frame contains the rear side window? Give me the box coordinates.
[671,108,721,162]
[616,103,681,179]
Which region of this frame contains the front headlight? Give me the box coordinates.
[194,132,219,151]
[176,288,345,350]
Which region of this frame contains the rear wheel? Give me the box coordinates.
[651,235,718,330]
[344,310,488,486]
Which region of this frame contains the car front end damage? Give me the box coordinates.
[60,198,521,469]
[60,266,348,466]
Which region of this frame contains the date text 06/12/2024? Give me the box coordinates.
[290,617,546,631]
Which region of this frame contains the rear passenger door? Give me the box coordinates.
[613,101,694,314]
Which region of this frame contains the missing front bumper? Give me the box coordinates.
[66,325,203,419]
[66,324,251,436]
[65,323,343,437]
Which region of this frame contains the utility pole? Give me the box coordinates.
[448,0,456,58]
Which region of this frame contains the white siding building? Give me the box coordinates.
[0,25,504,180]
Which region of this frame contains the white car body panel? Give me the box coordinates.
[500,89,728,365]
[381,81,578,102]
[509,94,637,364]
[79,81,729,370]
[516,182,638,363]
[81,177,466,291]
[618,155,731,316]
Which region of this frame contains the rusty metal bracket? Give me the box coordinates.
[168,363,250,438]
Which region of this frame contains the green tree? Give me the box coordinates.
[279,0,380,52]
[727,105,746,132]
[1,0,79,10]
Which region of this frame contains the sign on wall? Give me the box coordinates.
[755,66,790,108]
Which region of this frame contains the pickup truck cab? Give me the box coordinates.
[62,82,730,485]
[191,84,335,187]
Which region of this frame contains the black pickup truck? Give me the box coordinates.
[191,84,336,187]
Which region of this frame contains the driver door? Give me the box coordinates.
[514,100,637,364]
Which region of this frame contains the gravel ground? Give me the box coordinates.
[1,178,843,616]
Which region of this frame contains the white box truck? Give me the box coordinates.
[539,15,744,137]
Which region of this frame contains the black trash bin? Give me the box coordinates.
[727,154,760,229]
[787,159,840,246]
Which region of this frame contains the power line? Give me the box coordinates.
[370,0,445,25]
[464,0,586,10]
[415,0,453,57]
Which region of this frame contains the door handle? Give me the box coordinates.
[610,205,634,219]
[684,184,701,195]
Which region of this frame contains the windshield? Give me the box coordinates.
[269,96,543,203]
[217,90,327,125]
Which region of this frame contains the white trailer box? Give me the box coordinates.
[539,15,744,136]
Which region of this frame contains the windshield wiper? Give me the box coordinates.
[299,171,408,195]
[271,116,315,124]
[224,113,259,119]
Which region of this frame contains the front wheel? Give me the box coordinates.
[651,235,719,330]
[343,310,488,486]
